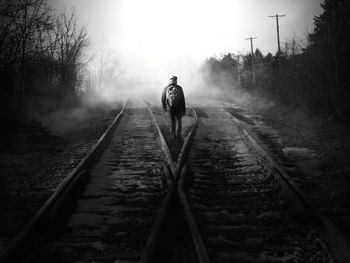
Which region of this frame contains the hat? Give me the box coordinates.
[170,76,177,82]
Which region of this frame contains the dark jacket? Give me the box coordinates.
[161,84,186,114]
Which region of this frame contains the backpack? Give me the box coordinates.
[166,85,180,108]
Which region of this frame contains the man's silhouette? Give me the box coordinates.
[161,76,186,140]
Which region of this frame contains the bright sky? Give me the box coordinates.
[55,0,323,84]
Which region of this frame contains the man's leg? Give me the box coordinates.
[175,113,182,139]
[168,110,176,138]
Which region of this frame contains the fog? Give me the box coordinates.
[51,0,323,107]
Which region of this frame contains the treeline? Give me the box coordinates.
[0,0,88,117]
[202,0,350,120]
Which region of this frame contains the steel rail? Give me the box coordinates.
[144,100,176,178]
[139,163,174,263]
[175,108,211,263]
[139,100,178,263]
[175,108,198,178]
[178,163,211,263]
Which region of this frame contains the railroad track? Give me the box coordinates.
[178,106,350,263]
[1,100,350,263]
[0,98,191,263]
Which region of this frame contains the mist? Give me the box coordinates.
[80,48,202,105]
[2,2,350,260]
[51,0,323,108]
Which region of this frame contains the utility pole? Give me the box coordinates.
[245,37,257,84]
[236,55,241,88]
[269,14,285,55]
[269,14,285,74]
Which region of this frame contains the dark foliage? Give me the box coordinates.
[0,0,88,117]
[306,0,350,118]
[201,53,239,90]
[201,0,350,121]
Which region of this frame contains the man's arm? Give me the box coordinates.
[179,85,186,114]
[182,92,186,114]
[161,86,167,111]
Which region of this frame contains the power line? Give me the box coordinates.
[245,37,257,84]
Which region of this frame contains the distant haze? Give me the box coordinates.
[53,0,323,89]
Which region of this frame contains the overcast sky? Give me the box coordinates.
[54,0,324,83]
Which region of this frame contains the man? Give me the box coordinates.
[161,76,186,140]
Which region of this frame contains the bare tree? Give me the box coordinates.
[86,48,124,97]
[0,0,52,104]
[53,10,88,98]
[0,1,89,114]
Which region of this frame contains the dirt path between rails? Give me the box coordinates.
[150,106,194,161]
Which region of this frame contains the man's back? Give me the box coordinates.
[161,83,185,114]
[161,76,186,139]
